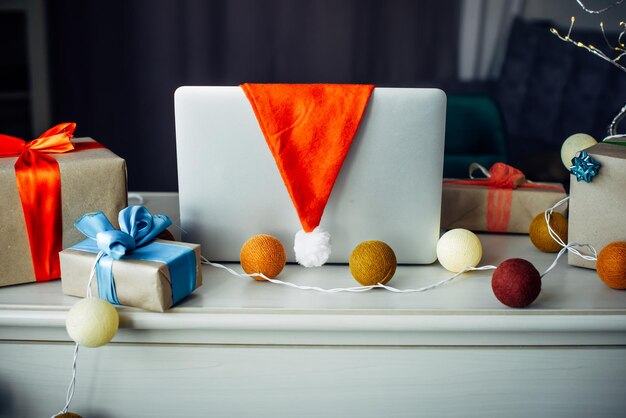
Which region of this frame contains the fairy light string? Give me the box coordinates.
[576,0,624,14]
[202,256,498,293]
[541,197,597,277]
[54,197,600,417]
[550,17,626,74]
[551,0,626,137]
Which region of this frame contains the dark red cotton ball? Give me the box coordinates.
[157,229,175,241]
[492,258,541,308]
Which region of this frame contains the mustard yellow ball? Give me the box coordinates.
[66,298,119,348]
[529,212,568,253]
[349,240,397,286]
[560,133,597,168]
[240,234,287,280]
[437,229,482,273]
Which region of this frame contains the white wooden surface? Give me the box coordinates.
[1,343,625,418]
[1,192,626,417]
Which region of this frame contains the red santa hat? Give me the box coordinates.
[241,83,374,267]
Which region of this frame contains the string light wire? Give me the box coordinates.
[54,194,601,417]
[202,256,497,293]
[541,196,598,277]
[576,0,623,14]
[53,255,102,417]
[203,196,600,292]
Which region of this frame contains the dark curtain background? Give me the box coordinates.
[47,0,461,191]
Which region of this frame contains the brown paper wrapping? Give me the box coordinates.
[0,137,127,287]
[569,142,626,269]
[441,182,568,234]
[60,240,203,312]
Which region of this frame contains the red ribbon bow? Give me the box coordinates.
[444,163,564,232]
[0,123,102,281]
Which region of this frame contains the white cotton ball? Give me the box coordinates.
[294,227,332,267]
[560,133,597,168]
[436,228,483,273]
[66,298,119,348]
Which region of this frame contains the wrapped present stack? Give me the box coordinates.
[0,123,203,311]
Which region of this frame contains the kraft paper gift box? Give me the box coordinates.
[0,124,127,287]
[441,163,568,234]
[568,141,626,269]
[60,207,203,312]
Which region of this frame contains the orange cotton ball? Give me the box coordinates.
[240,234,287,280]
[529,212,568,253]
[596,242,626,289]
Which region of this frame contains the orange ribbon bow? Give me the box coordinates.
[0,123,103,281]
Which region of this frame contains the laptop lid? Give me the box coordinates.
[175,86,446,264]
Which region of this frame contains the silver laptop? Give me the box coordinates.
[175,86,446,264]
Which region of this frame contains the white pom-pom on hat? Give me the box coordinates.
[294,227,332,267]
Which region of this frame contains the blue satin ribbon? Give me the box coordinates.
[70,206,196,306]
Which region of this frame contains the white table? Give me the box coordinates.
[1,193,625,418]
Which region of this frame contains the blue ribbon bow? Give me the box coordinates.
[569,151,601,183]
[71,206,196,306]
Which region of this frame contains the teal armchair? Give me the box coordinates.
[444,95,508,178]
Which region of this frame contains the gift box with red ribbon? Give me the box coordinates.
[441,163,567,234]
[0,123,127,286]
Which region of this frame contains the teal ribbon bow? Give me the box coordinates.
[71,206,196,306]
[569,151,601,183]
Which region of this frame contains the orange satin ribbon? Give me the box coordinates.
[444,163,565,233]
[0,123,103,281]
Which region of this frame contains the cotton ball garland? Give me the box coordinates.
[349,240,397,285]
[596,242,626,289]
[240,234,286,280]
[529,212,568,253]
[66,298,119,348]
[560,133,597,168]
[294,227,331,267]
[492,258,541,308]
[436,229,482,273]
